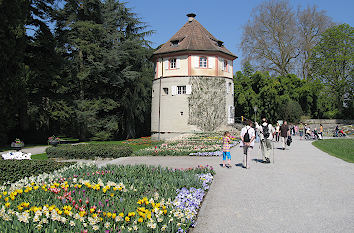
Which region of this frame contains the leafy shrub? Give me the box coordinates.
[46,144,133,159]
[0,160,74,185]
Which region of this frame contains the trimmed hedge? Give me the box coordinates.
[46,144,133,159]
[0,160,74,185]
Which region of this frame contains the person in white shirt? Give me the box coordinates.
[240,120,256,169]
[256,118,275,163]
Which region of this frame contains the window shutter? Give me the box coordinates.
[194,56,199,68]
[231,82,234,95]
[186,85,192,94]
[228,105,235,124]
[164,59,169,70]
[171,86,177,96]
[226,82,230,94]
[208,56,214,69]
[176,58,181,69]
[220,58,224,71]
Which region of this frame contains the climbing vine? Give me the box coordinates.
[188,77,226,131]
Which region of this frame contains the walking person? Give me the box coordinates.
[240,120,256,169]
[299,122,304,140]
[319,124,324,139]
[275,123,280,142]
[222,131,232,168]
[280,121,290,150]
[256,118,275,163]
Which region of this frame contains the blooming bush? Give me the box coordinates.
[0,163,214,232]
[1,152,31,160]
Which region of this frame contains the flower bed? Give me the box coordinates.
[0,160,75,185]
[1,152,32,160]
[0,163,214,232]
[134,133,239,156]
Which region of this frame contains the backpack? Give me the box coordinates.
[244,128,250,142]
[262,124,270,139]
[287,136,292,146]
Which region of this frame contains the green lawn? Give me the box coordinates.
[313,139,354,163]
[31,153,48,160]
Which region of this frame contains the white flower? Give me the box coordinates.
[104,222,110,228]
[33,215,40,222]
[92,225,99,231]
[161,225,167,231]
[70,220,75,227]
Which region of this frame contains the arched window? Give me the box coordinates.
[199,57,207,68]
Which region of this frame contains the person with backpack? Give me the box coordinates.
[240,120,256,169]
[256,118,275,163]
[280,121,290,150]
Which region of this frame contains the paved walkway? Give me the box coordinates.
[100,139,354,233]
[2,146,49,155]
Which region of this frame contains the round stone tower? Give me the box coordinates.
[151,14,237,139]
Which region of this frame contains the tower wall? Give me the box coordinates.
[151,76,234,137]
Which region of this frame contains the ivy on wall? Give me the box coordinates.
[188,77,226,131]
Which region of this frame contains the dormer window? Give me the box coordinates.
[199,57,207,68]
[171,40,179,47]
[217,40,224,47]
[170,58,177,69]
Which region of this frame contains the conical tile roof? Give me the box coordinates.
[153,16,237,59]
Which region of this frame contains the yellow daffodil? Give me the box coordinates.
[125,216,130,222]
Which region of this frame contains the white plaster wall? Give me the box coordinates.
[217,57,233,78]
[155,56,188,78]
[151,77,200,133]
[155,54,234,79]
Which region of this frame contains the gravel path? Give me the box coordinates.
[101,139,354,233]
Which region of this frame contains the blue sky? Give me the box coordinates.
[126,0,354,71]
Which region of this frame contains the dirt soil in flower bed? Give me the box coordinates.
[0,163,214,233]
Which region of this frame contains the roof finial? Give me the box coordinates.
[187,13,196,22]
